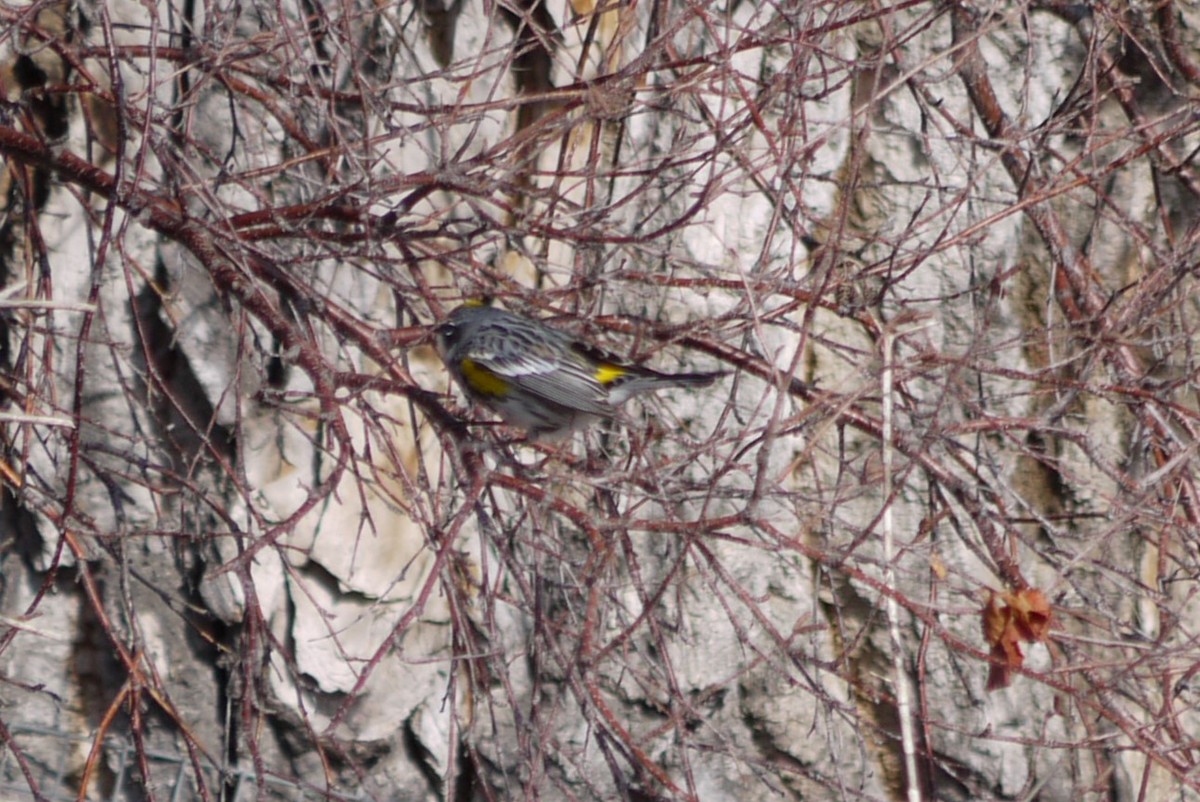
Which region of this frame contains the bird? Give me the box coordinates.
[434,302,725,437]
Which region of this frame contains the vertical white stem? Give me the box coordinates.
[881,326,922,802]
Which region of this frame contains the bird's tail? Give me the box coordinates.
[663,370,727,388]
[603,367,726,406]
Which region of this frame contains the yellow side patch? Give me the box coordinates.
[459,358,510,397]
[594,363,629,386]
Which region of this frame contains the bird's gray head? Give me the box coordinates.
[434,301,492,358]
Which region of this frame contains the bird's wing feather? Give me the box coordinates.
[467,345,614,416]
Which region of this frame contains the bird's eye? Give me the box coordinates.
[437,323,457,343]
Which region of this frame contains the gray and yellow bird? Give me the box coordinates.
[434,303,724,437]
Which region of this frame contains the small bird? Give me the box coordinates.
[434,302,725,437]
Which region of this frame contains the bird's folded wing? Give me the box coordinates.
[468,348,613,415]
